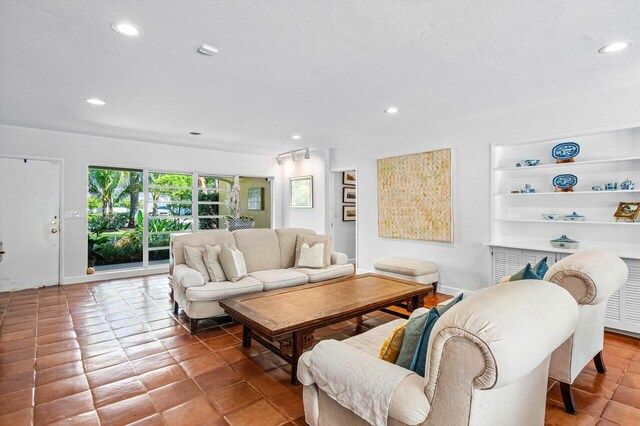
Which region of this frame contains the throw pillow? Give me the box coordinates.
[297,243,325,269]
[410,308,441,377]
[436,292,464,316]
[379,322,407,363]
[532,257,549,278]
[203,244,226,282]
[295,234,332,268]
[509,263,542,282]
[219,244,248,282]
[395,312,429,369]
[184,246,210,282]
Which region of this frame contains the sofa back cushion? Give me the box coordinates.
[232,229,282,273]
[171,230,236,266]
[274,228,316,268]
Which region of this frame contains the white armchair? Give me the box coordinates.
[542,250,628,414]
[298,280,579,426]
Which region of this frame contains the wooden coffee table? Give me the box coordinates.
[219,274,433,384]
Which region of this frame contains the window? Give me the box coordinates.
[87,166,272,272]
[87,166,143,271]
[147,171,193,265]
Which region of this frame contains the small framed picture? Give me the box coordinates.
[343,205,356,221]
[342,187,356,203]
[343,170,356,186]
[247,187,264,211]
[290,176,313,208]
[614,202,640,222]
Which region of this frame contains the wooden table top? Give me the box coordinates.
[219,274,432,336]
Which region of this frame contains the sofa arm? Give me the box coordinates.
[331,252,349,265]
[173,264,205,288]
[305,339,429,425]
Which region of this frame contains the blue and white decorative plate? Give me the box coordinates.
[553,174,578,189]
[551,142,580,160]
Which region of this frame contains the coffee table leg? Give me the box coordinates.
[290,331,303,385]
[242,325,252,348]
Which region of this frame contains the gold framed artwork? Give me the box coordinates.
[342,187,356,203]
[343,170,356,185]
[343,205,356,221]
[614,202,639,222]
[377,148,452,242]
[290,176,313,208]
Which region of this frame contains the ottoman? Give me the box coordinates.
[373,257,439,293]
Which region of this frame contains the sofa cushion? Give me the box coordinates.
[295,234,332,268]
[249,269,309,291]
[509,263,542,282]
[185,277,263,302]
[219,244,248,282]
[203,244,226,282]
[172,230,235,266]
[233,229,283,272]
[274,228,316,268]
[294,264,354,283]
[379,322,407,363]
[297,243,325,269]
[342,319,405,357]
[184,246,210,282]
[395,311,430,369]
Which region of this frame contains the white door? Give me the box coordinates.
[0,157,60,291]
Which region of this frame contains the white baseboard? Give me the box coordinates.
[63,265,169,285]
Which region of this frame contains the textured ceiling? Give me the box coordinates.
[1,0,639,154]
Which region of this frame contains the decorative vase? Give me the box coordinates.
[620,178,636,190]
[226,218,255,231]
[87,267,95,275]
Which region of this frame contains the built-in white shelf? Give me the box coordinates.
[495,156,640,171]
[485,241,640,260]
[494,219,639,226]
[496,189,640,197]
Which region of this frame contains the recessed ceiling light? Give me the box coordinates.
[291,134,302,140]
[598,41,633,54]
[86,98,106,106]
[385,107,399,114]
[197,44,219,55]
[189,132,201,135]
[111,21,142,37]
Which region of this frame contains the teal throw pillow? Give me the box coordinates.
[531,257,549,278]
[509,263,542,282]
[436,293,464,316]
[409,308,441,377]
[395,312,429,369]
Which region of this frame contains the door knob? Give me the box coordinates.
[51,229,58,233]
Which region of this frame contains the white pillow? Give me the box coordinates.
[203,244,226,282]
[184,246,210,282]
[219,244,248,282]
[297,243,325,269]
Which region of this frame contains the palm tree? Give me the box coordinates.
[88,168,126,222]
[118,171,143,228]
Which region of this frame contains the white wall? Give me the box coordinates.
[279,149,330,234]
[0,124,280,284]
[330,85,640,294]
[331,171,356,260]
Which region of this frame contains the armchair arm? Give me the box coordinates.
[543,250,628,305]
[331,251,349,265]
[304,339,429,425]
[173,264,205,288]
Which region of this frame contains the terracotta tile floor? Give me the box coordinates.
[0,276,638,425]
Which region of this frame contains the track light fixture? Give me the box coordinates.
[275,147,310,165]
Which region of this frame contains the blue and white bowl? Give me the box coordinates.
[620,178,636,190]
[542,213,559,220]
[552,142,580,161]
[523,159,541,166]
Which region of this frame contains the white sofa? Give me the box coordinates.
[170,228,354,333]
[298,280,579,426]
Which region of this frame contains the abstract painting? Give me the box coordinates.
[377,148,452,241]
